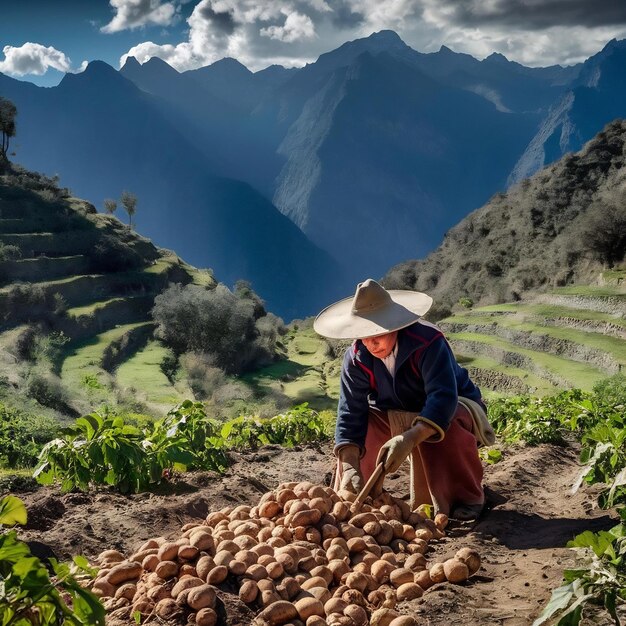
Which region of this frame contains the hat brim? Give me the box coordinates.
[314,290,433,339]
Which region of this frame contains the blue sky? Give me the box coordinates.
[2,0,626,86]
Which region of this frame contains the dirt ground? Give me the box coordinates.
[14,441,619,626]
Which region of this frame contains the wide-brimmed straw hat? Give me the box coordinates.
[314,279,433,339]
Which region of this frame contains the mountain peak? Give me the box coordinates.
[367,30,404,44]
[484,51,510,63]
[122,56,141,70]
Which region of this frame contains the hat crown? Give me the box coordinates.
[351,279,392,314]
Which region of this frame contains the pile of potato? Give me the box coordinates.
[90,481,481,626]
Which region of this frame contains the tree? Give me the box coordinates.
[0,97,17,165]
[580,197,626,268]
[103,198,117,215]
[120,190,137,229]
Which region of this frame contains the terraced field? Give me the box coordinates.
[0,178,216,417]
[441,278,626,395]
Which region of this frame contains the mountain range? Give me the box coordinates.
[1,31,626,318]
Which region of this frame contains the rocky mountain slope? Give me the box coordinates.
[385,119,626,312]
[0,62,342,319]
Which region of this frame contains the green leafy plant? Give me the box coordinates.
[533,508,626,626]
[0,495,105,625]
[34,402,332,493]
[33,410,193,493]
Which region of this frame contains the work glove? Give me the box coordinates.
[376,431,418,474]
[335,444,363,494]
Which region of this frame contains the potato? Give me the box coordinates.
[291,510,323,528]
[414,570,434,590]
[277,489,298,505]
[306,617,327,626]
[309,497,330,516]
[266,562,284,580]
[157,542,179,562]
[259,554,276,567]
[98,549,125,563]
[105,561,142,585]
[141,554,161,572]
[346,537,367,553]
[301,576,328,591]
[434,513,449,530]
[258,600,298,626]
[396,582,423,601]
[389,568,413,588]
[341,589,366,607]
[294,596,325,620]
[259,590,280,607]
[229,560,248,576]
[403,554,426,572]
[186,584,217,610]
[171,576,204,598]
[196,555,216,581]
[190,531,216,553]
[258,579,277,592]
[328,559,350,584]
[332,502,351,522]
[455,548,481,575]
[277,577,301,600]
[147,584,171,602]
[324,597,348,615]
[371,560,395,584]
[207,565,228,584]
[196,607,218,626]
[345,572,368,593]
[337,489,356,502]
[214,549,235,567]
[260,501,282,519]
[370,608,400,626]
[92,580,116,598]
[252,543,275,557]
[388,618,418,626]
[429,563,446,584]
[155,560,178,580]
[137,538,160,552]
[376,522,394,545]
[246,563,269,581]
[131,597,154,615]
[443,558,469,583]
[178,544,199,561]
[276,552,297,574]
[344,604,368,626]
[155,598,182,620]
[240,580,259,603]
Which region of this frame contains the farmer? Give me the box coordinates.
[313,279,494,521]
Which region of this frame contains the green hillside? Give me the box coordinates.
[0,166,215,420]
[439,275,626,395]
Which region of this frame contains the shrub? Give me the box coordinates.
[0,404,59,468]
[26,371,75,415]
[153,283,284,375]
[89,236,144,272]
[0,243,21,261]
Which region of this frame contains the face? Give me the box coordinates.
[361,331,398,359]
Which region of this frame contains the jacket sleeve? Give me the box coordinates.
[335,347,372,452]
[415,336,459,438]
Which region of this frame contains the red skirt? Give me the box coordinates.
[361,403,484,515]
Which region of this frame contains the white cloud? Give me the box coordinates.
[260,12,316,43]
[102,0,179,33]
[118,0,626,73]
[0,43,73,76]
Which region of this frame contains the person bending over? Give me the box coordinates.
[314,279,494,521]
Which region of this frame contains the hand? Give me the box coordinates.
[376,422,437,473]
[339,464,364,493]
[335,444,363,494]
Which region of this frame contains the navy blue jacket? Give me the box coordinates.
[336,320,482,449]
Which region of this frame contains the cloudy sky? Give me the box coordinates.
[2,0,626,86]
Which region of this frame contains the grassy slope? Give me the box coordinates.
[116,340,190,409]
[244,325,342,411]
[440,278,626,392]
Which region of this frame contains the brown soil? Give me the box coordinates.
[13,441,619,625]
